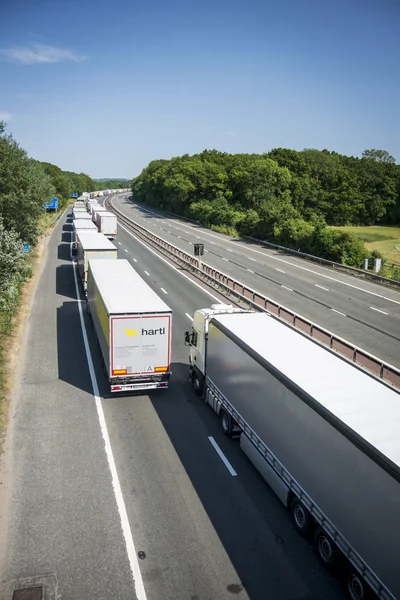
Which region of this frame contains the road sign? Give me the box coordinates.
[194,243,204,256]
[23,243,30,253]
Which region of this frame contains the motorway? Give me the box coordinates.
[110,194,400,367]
[0,205,343,599]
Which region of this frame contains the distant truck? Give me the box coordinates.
[96,211,117,239]
[72,220,98,247]
[87,259,172,393]
[87,201,100,215]
[185,304,400,600]
[73,211,91,221]
[92,205,107,224]
[75,232,117,292]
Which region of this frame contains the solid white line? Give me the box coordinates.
[331,308,347,317]
[370,306,388,315]
[160,287,168,294]
[71,257,147,600]
[144,270,150,276]
[247,269,255,274]
[208,437,237,476]
[315,284,329,291]
[117,223,223,303]
[223,257,229,262]
[185,313,193,321]
[124,248,128,253]
[281,285,293,292]
[276,268,286,273]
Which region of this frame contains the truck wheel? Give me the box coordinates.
[343,566,372,600]
[220,410,233,436]
[290,497,313,536]
[314,527,338,570]
[191,372,202,396]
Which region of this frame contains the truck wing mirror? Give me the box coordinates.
[184,331,191,346]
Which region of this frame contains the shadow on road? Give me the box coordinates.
[62,231,72,243]
[57,301,94,396]
[57,240,72,261]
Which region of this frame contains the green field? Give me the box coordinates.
[332,226,400,265]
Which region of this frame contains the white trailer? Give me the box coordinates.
[75,232,117,293]
[96,211,117,239]
[87,259,172,393]
[72,206,88,218]
[72,220,98,246]
[92,205,107,224]
[88,203,101,216]
[73,212,91,222]
[185,305,400,600]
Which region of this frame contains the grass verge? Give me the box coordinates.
[331,226,400,266]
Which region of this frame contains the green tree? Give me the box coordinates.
[0,122,55,244]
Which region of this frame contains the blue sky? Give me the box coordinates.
[1,0,399,178]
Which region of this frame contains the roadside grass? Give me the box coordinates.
[331,226,400,266]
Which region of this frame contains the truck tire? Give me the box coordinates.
[191,372,202,396]
[220,410,233,436]
[290,497,313,537]
[343,566,373,600]
[314,527,338,570]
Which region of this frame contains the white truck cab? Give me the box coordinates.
[185,304,249,394]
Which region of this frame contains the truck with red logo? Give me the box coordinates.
[87,259,172,393]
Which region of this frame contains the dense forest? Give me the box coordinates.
[132,148,400,267]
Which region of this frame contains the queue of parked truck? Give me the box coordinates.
[69,191,400,600]
[71,193,173,395]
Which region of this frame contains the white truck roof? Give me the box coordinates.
[77,232,116,250]
[97,211,115,219]
[73,220,98,230]
[213,312,400,468]
[89,259,172,315]
[74,213,91,220]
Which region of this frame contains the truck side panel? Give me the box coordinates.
[206,322,400,598]
[83,251,117,289]
[87,276,111,375]
[111,314,171,376]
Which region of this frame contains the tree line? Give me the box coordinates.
[0,122,95,328]
[132,148,400,267]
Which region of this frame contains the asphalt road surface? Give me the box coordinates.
[110,194,400,367]
[0,209,344,600]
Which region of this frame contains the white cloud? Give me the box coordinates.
[0,43,86,65]
[0,111,12,121]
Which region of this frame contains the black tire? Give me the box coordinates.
[290,497,313,536]
[191,371,202,396]
[343,565,373,600]
[314,527,338,570]
[220,410,233,436]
